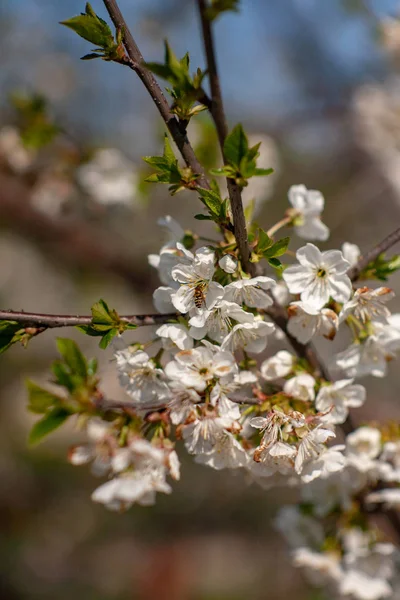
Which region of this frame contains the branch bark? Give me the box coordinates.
[102,0,210,190]
[348,226,400,281]
[197,0,254,275]
[0,310,176,329]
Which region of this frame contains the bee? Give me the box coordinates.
[193,282,207,309]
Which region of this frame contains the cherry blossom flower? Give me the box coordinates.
[188,299,254,342]
[292,548,342,587]
[287,301,339,343]
[171,246,224,313]
[288,184,330,241]
[342,242,361,267]
[115,348,170,407]
[167,381,202,425]
[294,426,336,475]
[334,320,400,378]
[218,254,237,273]
[156,323,193,351]
[195,430,249,470]
[345,427,382,472]
[224,276,275,309]
[315,379,366,425]
[165,346,237,392]
[283,243,352,309]
[221,319,275,353]
[341,287,394,325]
[260,350,295,381]
[283,373,316,401]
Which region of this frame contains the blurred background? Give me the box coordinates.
[1,0,400,598]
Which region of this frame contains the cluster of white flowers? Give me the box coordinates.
[276,505,399,600]
[69,418,180,510]
[66,183,400,597]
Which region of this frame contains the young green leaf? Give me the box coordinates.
[263,237,290,258]
[60,3,114,48]
[26,381,63,414]
[206,0,240,21]
[56,338,88,380]
[223,124,248,170]
[0,321,24,355]
[28,407,71,446]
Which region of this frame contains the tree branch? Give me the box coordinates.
[0,310,177,329]
[348,226,400,281]
[102,0,210,190]
[196,0,254,275]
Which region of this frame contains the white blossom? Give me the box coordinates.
[341,287,394,325]
[167,381,202,425]
[195,430,248,470]
[165,346,237,392]
[334,321,400,378]
[171,246,223,313]
[218,254,237,273]
[288,184,330,241]
[342,242,361,267]
[188,299,254,342]
[292,548,342,587]
[115,349,170,407]
[221,319,275,353]
[315,379,366,425]
[283,243,351,309]
[294,426,336,475]
[260,350,295,381]
[284,373,316,402]
[287,301,339,343]
[366,488,400,508]
[346,427,382,472]
[224,276,275,309]
[156,323,193,351]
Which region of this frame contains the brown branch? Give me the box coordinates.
[102,0,210,190]
[0,310,177,329]
[196,0,254,275]
[348,226,400,281]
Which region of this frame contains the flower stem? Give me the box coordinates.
[267,216,292,238]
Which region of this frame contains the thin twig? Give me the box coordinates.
[197,0,254,275]
[102,0,210,190]
[0,310,177,329]
[348,226,400,281]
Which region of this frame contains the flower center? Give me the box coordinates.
[317,268,327,278]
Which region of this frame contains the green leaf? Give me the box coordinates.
[56,338,88,380]
[60,3,114,48]
[257,228,273,253]
[143,135,184,191]
[98,328,119,349]
[223,124,248,169]
[194,213,213,220]
[197,188,222,217]
[253,167,274,177]
[87,358,98,376]
[263,237,290,258]
[0,321,23,354]
[268,257,283,270]
[26,381,63,414]
[52,360,75,392]
[91,298,119,330]
[77,299,136,348]
[206,0,240,21]
[29,407,71,446]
